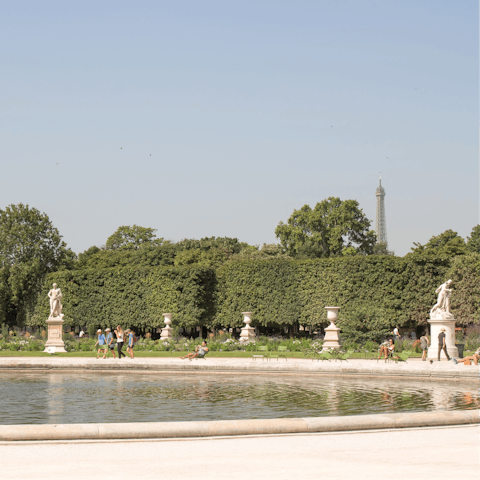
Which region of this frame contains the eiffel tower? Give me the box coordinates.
[375,173,387,246]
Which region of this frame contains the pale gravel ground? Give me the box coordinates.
[1,425,478,480]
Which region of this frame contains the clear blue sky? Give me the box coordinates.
[1,1,478,256]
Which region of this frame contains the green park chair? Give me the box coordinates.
[396,350,411,363]
[269,345,289,361]
[316,351,332,361]
[336,349,354,362]
[252,346,269,361]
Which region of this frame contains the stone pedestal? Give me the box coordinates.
[43,316,66,353]
[240,312,256,342]
[427,315,458,359]
[322,307,341,351]
[160,313,173,341]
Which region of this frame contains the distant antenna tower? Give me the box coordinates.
[375,173,387,246]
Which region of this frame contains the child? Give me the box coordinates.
[94,329,108,359]
[126,329,136,359]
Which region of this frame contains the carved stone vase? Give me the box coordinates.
[239,312,256,342]
[160,313,173,341]
[322,306,341,351]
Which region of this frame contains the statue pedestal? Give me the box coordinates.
[43,316,66,353]
[427,315,458,359]
[322,323,341,351]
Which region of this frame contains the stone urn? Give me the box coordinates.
[239,312,256,342]
[160,313,173,341]
[322,306,341,351]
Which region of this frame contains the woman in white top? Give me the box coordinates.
[114,325,126,359]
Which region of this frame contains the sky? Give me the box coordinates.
[1,0,478,256]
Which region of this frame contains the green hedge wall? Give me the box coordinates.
[448,253,480,325]
[214,256,453,329]
[26,255,477,332]
[27,265,216,330]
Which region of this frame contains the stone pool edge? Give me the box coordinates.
[1,410,478,442]
[1,357,479,383]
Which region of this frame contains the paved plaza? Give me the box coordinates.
[1,425,478,480]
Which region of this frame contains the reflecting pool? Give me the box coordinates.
[1,372,478,425]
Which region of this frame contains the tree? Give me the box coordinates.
[408,229,467,257]
[372,242,395,256]
[0,204,74,325]
[466,225,480,253]
[106,225,162,250]
[275,197,376,258]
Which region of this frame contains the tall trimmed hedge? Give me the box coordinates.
[27,265,216,330]
[448,253,480,325]
[214,256,452,329]
[26,255,478,332]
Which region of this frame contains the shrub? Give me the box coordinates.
[465,333,480,352]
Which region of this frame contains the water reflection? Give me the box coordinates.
[0,373,478,425]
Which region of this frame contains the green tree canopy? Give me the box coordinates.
[106,225,163,250]
[0,203,74,325]
[466,225,480,253]
[408,229,467,257]
[372,242,395,256]
[275,197,376,258]
[175,236,249,254]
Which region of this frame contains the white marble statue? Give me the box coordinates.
[430,279,453,319]
[48,283,63,318]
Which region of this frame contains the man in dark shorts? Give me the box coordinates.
[105,328,116,359]
[437,328,450,361]
[420,332,429,361]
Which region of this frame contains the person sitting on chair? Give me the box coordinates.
[180,341,209,361]
[378,338,395,360]
[452,347,480,365]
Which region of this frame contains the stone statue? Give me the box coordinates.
[430,279,453,319]
[48,283,63,318]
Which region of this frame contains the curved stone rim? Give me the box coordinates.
[0,410,478,442]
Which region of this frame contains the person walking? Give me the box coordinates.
[393,326,400,341]
[126,329,136,359]
[95,329,107,359]
[420,332,430,361]
[437,328,451,361]
[105,328,116,359]
[114,325,126,359]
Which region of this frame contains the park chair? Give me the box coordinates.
[269,346,289,361]
[252,346,269,361]
[335,349,354,362]
[316,351,332,362]
[194,351,209,360]
[395,350,411,363]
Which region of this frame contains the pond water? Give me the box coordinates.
[0,372,478,425]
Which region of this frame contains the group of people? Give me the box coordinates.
[378,328,480,365]
[94,325,136,359]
